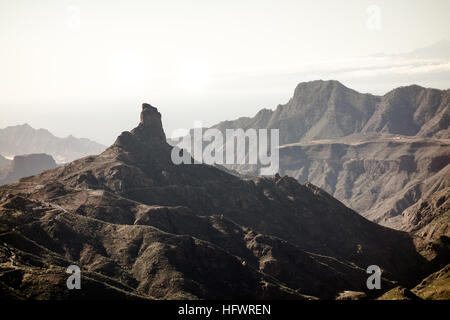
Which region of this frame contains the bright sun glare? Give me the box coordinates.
[109,52,145,86]
[177,61,209,90]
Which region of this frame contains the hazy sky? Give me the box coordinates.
[1,0,450,144]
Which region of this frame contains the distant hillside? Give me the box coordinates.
[0,155,9,167]
[362,84,450,138]
[276,137,450,228]
[0,153,58,186]
[210,80,449,144]
[399,39,450,60]
[177,80,449,234]
[0,124,106,163]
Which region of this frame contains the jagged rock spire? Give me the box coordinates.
[132,103,167,143]
[112,103,170,156]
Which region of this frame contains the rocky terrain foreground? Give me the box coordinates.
[0,104,446,299]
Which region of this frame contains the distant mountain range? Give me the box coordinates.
[210,80,449,144]
[177,80,449,233]
[0,124,106,164]
[393,39,450,60]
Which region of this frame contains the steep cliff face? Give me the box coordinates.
[277,139,450,228]
[0,104,431,300]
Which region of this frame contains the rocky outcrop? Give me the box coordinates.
[0,103,434,300]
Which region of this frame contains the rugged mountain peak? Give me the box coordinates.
[111,103,171,163]
[131,103,167,144]
[384,84,425,97]
[292,80,348,98]
[20,123,33,129]
[140,103,161,126]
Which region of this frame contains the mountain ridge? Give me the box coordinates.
[209,80,449,144]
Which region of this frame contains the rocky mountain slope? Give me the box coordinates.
[401,187,450,269]
[0,104,435,300]
[277,137,449,228]
[403,187,449,239]
[187,81,449,231]
[0,124,106,163]
[0,154,58,186]
[378,263,450,300]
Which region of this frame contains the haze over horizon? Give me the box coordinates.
[1,0,450,145]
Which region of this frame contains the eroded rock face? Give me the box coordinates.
[277,140,450,229]
[0,104,435,300]
[400,187,450,267]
